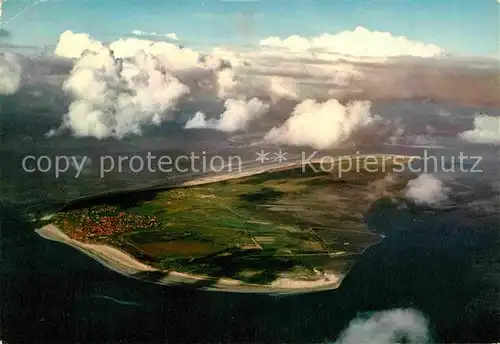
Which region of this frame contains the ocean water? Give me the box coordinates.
[1,193,498,343]
[1,117,499,343]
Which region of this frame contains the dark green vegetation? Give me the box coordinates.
[51,157,414,285]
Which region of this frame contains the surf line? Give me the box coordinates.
[91,294,144,307]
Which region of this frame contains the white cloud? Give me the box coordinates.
[56,31,220,72]
[264,99,379,149]
[184,97,269,132]
[216,98,269,131]
[0,52,21,95]
[51,31,253,138]
[52,47,189,139]
[109,38,204,71]
[333,309,430,344]
[131,30,179,41]
[49,29,499,141]
[260,26,444,58]
[165,33,179,40]
[268,76,298,101]
[216,68,239,98]
[184,111,209,129]
[54,30,105,59]
[405,174,451,205]
[458,114,500,145]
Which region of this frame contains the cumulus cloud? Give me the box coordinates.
[185,97,269,132]
[405,174,451,205]
[0,52,21,95]
[48,28,500,140]
[458,113,500,145]
[109,39,202,70]
[50,47,189,138]
[55,30,106,59]
[56,31,222,72]
[216,68,239,98]
[217,39,498,107]
[265,99,379,149]
[260,26,443,59]
[333,308,430,344]
[165,33,179,41]
[51,31,248,138]
[184,111,209,129]
[268,76,298,101]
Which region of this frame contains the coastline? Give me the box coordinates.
[180,154,419,187]
[35,154,418,294]
[36,224,344,294]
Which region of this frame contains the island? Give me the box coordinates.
[37,155,417,294]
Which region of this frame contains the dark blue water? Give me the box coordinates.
[1,197,498,343]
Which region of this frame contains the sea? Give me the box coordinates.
[1,122,499,343]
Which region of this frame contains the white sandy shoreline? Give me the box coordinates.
[36,224,343,294]
[35,155,417,294]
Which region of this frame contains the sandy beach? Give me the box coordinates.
[36,224,343,294]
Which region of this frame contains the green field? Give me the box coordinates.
[50,157,413,285]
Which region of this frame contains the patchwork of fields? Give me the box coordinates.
[50,158,413,285]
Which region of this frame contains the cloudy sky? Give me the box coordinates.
[1,3,498,341]
[1,0,498,147]
[2,0,499,56]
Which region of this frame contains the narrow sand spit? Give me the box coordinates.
[181,155,417,187]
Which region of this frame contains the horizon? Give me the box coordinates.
[0,0,498,58]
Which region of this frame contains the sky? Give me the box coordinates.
[0,0,499,56]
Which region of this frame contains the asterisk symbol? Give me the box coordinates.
[255,150,269,163]
[273,150,288,163]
